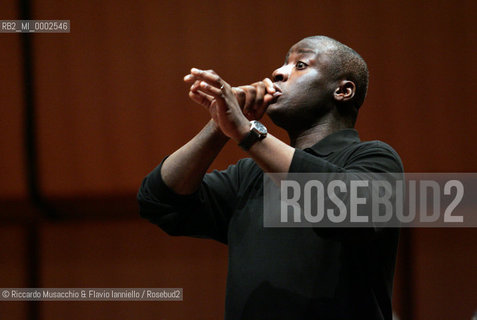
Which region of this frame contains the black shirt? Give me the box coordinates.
[137,129,404,320]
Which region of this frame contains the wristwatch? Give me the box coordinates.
[238,120,268,151]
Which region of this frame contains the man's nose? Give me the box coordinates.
[272,65,290,82]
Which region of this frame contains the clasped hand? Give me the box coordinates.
[184,68,275,142]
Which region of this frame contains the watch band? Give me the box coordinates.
[238,130,261,151]
[238,121,267,151]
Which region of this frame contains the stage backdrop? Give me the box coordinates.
[1,0,476,319]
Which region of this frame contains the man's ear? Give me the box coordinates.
[333,80,356,102]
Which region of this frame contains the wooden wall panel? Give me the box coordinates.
[0,225,28,320]
[412,229,477,319]
[0,0,472,319]
[0,1,26,199]
[32,0,477,199]
[39,219,228,319]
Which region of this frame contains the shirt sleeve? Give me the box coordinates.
[137,157,243,244]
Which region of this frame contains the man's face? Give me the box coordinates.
[266,38,338,130]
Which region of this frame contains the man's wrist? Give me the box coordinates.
[232,121,252,144]
[206,120,230,142]
[237,120,268,150]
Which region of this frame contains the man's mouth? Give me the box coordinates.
[270,84,282,104]
[270,91,282,104]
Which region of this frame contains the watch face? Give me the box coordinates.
[251,121,267,135]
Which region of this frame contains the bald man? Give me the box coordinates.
[138,36,403,320]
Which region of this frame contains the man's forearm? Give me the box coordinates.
[161,119,229,195]
[244,134,295,173]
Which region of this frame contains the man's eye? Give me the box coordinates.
[296,61,307,70]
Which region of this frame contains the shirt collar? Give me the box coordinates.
[302,128,361,156]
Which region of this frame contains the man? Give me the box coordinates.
[137,36,403,319]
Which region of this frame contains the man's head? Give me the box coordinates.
[266,36,369,131]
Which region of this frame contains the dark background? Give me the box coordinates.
[1,0,476,319]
